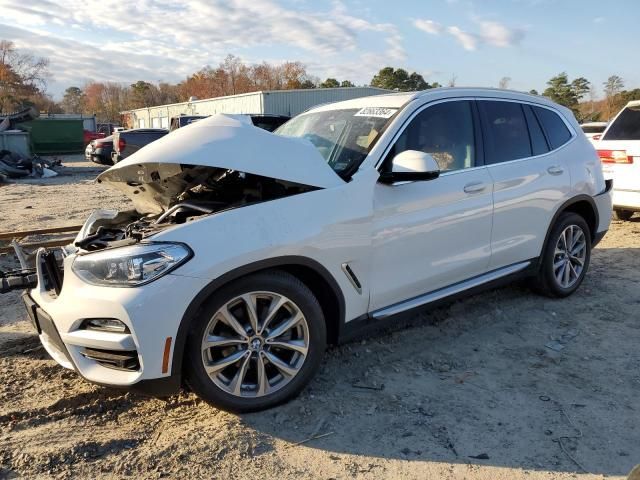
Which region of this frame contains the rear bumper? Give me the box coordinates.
[593,179,613,239]
[612,189,640,211]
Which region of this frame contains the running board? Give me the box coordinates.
[371,261,531,320]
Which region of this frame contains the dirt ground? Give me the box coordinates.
[0,155,638,479]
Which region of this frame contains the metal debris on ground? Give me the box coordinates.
[468,453,490,460]
[0,150,61,179]
[545,328,579,352]
[288,431,335,448]
[352,381,385,391]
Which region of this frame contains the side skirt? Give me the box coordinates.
[338,259,538,344]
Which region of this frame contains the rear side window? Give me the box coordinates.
[603,106,640,140]
[479,101,531,164]
[533,107,572,149]
[523,105,549,156]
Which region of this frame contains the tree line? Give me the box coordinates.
[0,39,637,124]
[533,72,639,122]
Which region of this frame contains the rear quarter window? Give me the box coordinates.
[603,107,640,140]
[523,105,549,156]
[533,107,573,149]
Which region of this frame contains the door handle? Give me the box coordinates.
[547,165,564,176]
[463,182,486,194]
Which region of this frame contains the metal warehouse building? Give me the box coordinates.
[123,87,390,129]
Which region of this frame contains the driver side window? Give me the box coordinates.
[393,100,476,172]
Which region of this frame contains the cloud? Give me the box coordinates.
[447,26,479,51]
[413,19,443,35]
[478,20,524,48]
[0,0,406,95]
[414,16,524,52]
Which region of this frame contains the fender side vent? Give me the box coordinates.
[341,263,362,294]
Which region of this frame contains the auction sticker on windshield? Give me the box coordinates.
[354,107,398,118]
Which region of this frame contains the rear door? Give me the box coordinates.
[479,100,573,269]
[597,105,640,208]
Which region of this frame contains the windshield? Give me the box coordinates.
[276,107,397,175]
[604,106,640,140]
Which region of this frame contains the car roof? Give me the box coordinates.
[581,122,608,127]
[307,87,563,114]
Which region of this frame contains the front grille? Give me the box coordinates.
[80,347,140,371]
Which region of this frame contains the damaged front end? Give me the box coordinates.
[74,113,342,252]
[75,164,318,251]
[5,113,342,294]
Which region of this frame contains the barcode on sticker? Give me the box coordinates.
[354,107,398,118]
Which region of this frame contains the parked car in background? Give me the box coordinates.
[97,123,123,136]
[85,136,114,165]
[169,114,290,132]
[247,114,290,132]
[24,89,611,412]
[597,101,640,220]
[111,128,168,163]
[169,115,208,131]
[111,115,291,164]
[83,129,106,147]
[580,121,608,143]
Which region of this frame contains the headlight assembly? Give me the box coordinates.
[72,243,192,287]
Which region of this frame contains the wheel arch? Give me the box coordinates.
[170,256,346,380]
[539,194,599,264]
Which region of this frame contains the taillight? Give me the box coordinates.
[597,149,633,164]
[118,138,126,152]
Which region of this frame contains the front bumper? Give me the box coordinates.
[26,253,209,395]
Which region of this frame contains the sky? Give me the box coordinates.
[0,0,638,100]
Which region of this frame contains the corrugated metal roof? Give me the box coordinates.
[122,87,392,128]
[121,87,390,115]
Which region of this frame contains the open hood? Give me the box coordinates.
[98,114,343,213]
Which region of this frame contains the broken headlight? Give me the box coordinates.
[71,243,192,287]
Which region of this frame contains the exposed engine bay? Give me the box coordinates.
[77,165,316,251]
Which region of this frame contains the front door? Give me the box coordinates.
[369,100,494,311]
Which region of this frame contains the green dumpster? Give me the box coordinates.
[18,119,84,154]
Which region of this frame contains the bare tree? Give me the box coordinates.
[498,76,511,89]
[603,75,624,119]
[0,40,50,112]
[447,74,457,87]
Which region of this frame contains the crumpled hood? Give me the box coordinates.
[97,114,343,213]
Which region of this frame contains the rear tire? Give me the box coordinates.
[532,212,591,298]
[184,270,326,412]
[614,209,634,221]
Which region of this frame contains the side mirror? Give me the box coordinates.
[379,150,440,184]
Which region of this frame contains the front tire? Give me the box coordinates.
[614,209,634,221]
[532,212,591,298]
[184,271,326,412]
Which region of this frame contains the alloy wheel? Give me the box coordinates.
[201,292,309,398]
[553,224,587,289]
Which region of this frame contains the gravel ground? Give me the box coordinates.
[0,156,639,479]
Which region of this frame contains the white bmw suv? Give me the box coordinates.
[24,88,612,411]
